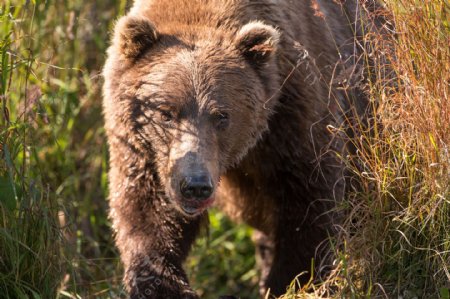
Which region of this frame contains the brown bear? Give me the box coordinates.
[103,0,367,298]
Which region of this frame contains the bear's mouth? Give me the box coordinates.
[180,197,215,216]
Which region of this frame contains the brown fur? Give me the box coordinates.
[103,0,367,298]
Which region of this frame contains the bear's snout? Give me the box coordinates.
[180,174,213,201]
[168,150,218,216]
[178,173,215,215]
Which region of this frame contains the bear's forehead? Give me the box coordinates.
[132,47,249,104]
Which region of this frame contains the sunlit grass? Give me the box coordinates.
[0,1,126,297]
[287,1,449,298]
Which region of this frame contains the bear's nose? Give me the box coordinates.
[180,175,213,201]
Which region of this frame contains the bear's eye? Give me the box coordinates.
[215,112,230,130]
[156,105,175,124]
[160,110,173,122]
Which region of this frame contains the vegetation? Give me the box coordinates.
[284,1,450,298]
[0,1,448,299]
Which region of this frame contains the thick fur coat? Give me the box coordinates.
[103,0,366,298]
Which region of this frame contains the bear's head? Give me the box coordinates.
[104,15,281,217]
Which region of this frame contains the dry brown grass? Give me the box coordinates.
[282,1,449,298]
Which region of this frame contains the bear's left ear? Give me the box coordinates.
[235,21,280,65]
[114,15,159,59]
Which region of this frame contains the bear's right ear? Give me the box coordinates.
[235,21,280,65]
[114,15,159,59]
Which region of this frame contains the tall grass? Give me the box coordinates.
[0,1,128,297]
[283,1,449,298]
[0,3,64,298]
[354,1,449,297]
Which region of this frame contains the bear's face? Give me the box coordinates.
[105,16,280,217]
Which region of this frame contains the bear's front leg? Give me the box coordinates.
[110,187,204,299]
[125,252,198,299]
[263,204,336,297]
